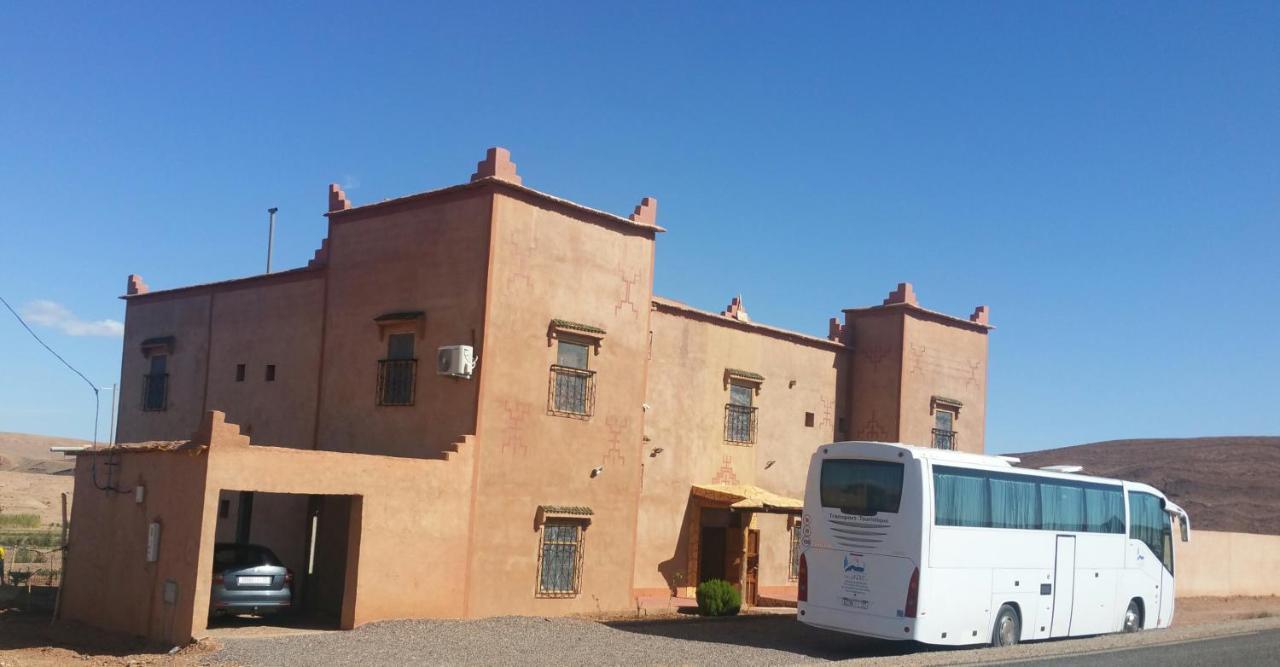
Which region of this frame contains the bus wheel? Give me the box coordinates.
[991,604,1021,647]
[1123,600,1142,633]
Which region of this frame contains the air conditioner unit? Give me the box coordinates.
[436,345,476,378]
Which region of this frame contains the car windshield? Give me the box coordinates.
[213,544,281,569]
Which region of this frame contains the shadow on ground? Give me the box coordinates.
[206,610,339,637]
[607,613,943,661]
[0,584,170,657]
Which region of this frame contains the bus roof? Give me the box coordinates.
[819,441,1168,498]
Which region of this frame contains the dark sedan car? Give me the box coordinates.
[210,543,293,616]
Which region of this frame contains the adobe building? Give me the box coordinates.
[60,148,992,643]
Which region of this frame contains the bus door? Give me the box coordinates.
[1050,535,1076,637]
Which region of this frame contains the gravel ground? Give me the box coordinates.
[212,614,900,666]
[209,612,1280,667]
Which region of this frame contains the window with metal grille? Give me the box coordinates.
[548,340,595,418]
[378,333,417,406]
[724,382,757,444]
[932,408,957,450]
[536,520,584,597]
[788,521,802,580]
[143,354,168,411]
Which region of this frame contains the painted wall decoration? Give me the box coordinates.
[499,399,531,456]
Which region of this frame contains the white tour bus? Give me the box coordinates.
[797,442,1191,647]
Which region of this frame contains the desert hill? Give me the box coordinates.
[0,433,85,526]
[0,432,84,475]
[1014,436,1280,536]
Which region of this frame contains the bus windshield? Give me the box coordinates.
[820,459,904,515]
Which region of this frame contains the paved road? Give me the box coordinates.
[997,628,1280,667]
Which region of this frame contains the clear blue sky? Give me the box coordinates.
[1,3,1276,454]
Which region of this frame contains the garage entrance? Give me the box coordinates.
[208,490,360,630]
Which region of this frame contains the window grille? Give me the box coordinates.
[788,523,802,580]
[142,373,169,411]
[536,521,584,597]
[933,408,957,450]
[724,404,758,444]
[377,359,418,406]
[548,365,595,418]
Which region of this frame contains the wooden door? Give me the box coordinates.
[744,529,760,606]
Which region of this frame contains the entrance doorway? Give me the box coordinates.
[698,527,726,583]
[208,490,360,630]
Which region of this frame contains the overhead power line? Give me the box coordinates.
[0,295,127,492]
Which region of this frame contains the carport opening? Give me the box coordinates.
[209,490,360,630]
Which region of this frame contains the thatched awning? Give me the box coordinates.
[692,484,803,514]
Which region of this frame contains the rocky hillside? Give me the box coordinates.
[1014,436,1280,536]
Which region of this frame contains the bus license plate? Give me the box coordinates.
[238,576,271,586]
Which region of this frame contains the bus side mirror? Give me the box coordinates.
[1178,514,1190,543]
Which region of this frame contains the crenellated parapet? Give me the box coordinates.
[126,274,149,296]
[628,197,658,226]
[470,147,522,185]
[329,183,351,212]
[882,282,919,306]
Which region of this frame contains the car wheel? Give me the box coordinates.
[1123,600,1142,633]
[991,604,1021,647]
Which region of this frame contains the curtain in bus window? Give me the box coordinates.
[1084,486,1125,534]
[990,476,1039,529]
[1129,492,1166,564]
[933,469,991,527]
[1040,482,1085,531]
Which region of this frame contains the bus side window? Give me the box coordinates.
[1161,521,1174,573]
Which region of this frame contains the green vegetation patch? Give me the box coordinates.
[0,514,41,529]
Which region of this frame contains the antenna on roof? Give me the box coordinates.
[266,207,279,274]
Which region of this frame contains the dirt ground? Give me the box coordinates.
[1,593,1277,666]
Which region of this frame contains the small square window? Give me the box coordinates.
[265,365,276,382]
[235,364,245,382]
[804,412,815,427]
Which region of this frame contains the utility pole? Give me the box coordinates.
[266,207,278,274]
[107,383,117,446]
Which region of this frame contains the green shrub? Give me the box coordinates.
[0,514,41,529]
[695,579,741,616]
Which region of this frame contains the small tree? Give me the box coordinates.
[695,579,741,616]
